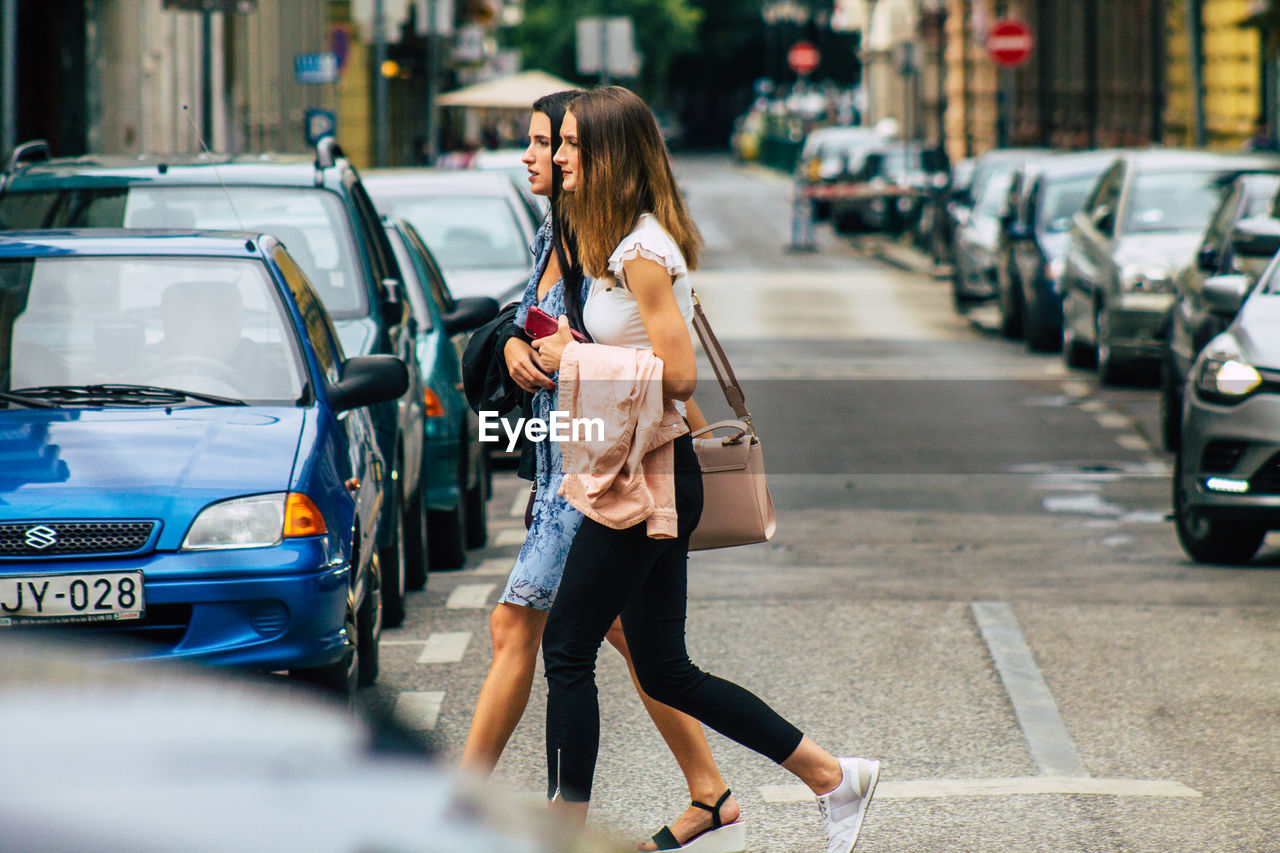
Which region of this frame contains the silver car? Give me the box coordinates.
[1061,149,1280,383]
[1174,264,1280,565]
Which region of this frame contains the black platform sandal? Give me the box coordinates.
[647,789,745,852]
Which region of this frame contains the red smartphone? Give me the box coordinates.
[525,306,587,342]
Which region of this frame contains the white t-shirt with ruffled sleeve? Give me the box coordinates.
[582,213,694,350]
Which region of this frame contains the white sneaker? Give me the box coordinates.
[816,757,880,853]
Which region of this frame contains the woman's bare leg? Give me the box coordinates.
[460,602,548,774]
[605,619,741,847]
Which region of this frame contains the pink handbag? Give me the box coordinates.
[688,294,777,551]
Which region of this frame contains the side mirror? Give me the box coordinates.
[327,355,409,413]
[1229,216,1280,260]
[1201,274,1252,317]
[1197,244,1220,272]
[442,296,500,335]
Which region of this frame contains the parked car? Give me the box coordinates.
[1173,258,1280,564]
[829,142,946,235]
[1159,174,1280,449]
[0,636,627,852]
[0,230,408,694]
[0,138,425,629]
[383,216,498,571]
[951,148,1052,311]
[795,125,884,221]
[472,147,548,218]
[1061,149,1280,383]
[364,169,541,306]
[997,150,1117,348]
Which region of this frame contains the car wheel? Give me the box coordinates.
[1095,307,1128,384]
[428,498,467,571]
[291,595,359,700]
[378,492,406,629]
[357,550,381,687]
[1023,289,1061,353]
[1061,320,1094,368]
[403,484,429,591]
[1173,454,1265,565]
[465,450,489,549]
[952,266,978,314]
[998,271,1023,338]
[1158,358,1183,452]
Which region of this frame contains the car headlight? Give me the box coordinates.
[1194,339,1263,404]
[1121,264,1172,293]
[182,492,327,551]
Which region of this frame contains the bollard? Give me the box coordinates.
[788,186,818,253]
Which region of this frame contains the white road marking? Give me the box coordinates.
[1094,412,1131,429]
[417,631,471,664]
[1078,400,1106,413]
[758,777,1201,802]
[470,558,514,576]
[394,691,445,730]
[1116,434,1149,451]
[1040,361,1067,377]
[494,528,527,547]
[1060,380,1091,397]
[446,583,496,609]
[1043,493,1123,516]
[972,601,1086,776]
[509,489,529,517]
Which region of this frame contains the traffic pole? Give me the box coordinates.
[789,184,817,252]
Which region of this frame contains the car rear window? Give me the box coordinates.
[0,186,367,319]
[1038,175,1098,233]
[0,256,306,404]
[375,195,530,271]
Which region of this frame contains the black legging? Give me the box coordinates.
[542,434,804,802]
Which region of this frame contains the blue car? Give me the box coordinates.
[0,230,408,695]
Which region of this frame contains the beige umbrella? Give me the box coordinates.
[437,70,581,109]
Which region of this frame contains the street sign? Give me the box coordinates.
[787,41,820,76]
[987,19,1033,68]
[295,53,339,85]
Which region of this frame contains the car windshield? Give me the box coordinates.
[1123,169,1240,234]
[0,187,367,319]
[376,195,529,271]
[0,256,305,404]
[976,170,1014,217]
[1038,175,1098,233]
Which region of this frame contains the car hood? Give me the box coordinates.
[442,268,529,304]
[0,407,304,523]
[1233,294,1280,370]
[333,316,377,359]
[1114,232,1200,273]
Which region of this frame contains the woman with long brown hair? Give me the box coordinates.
[461,89,745,853]
[531,86,880,853]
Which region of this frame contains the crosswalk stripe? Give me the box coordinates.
[471,558,513,576]
[494,528,526,547]
[394,691,446,730]
[446,583,496,609]
[417,631,471,664]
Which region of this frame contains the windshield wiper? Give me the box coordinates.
[0,389,57,409]
[12,384,247,407]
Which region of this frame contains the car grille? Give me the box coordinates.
[1249,452,1280,495]
[6,604,192,652]
[0,521,155,558]
[1199,441,1247,474]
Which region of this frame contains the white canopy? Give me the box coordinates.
[437,70,580,109]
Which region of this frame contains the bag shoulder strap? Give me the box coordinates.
[690,291,752,428]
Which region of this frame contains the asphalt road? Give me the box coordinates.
[360,154,1280,852]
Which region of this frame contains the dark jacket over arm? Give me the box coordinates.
[461,301,537,481]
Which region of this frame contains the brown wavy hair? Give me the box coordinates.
[561,86,701,280]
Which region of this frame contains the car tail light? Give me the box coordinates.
[425,388,444,417]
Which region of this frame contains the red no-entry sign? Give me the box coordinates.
[987,19,1033,68]
[788,41,820,76]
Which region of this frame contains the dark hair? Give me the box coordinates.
[532,89,589,339]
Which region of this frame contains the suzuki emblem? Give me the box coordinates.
[24,525,58,550]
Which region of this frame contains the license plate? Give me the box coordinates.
[0,571,145,625]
